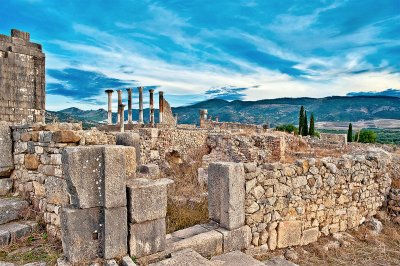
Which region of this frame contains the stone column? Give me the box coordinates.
[105,90,114,125]
[117,90,122,124]
[215,116,219,123]
[199,109,208,128]
[159,91,164,124]
[174,114,178,126]
[126,88,133,124]
[119,104,125,132]
[149,89,155,126]
[138,87,144,124]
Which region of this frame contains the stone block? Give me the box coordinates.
[211,250,264,266]
[216,225,251,252]
[45,176,70,206]
[62,146,126,208]
[0,178,13,196]
[149,248,212,266]
[116,132,140,163]
[52,130,81,143]
[170,230,223,258]
[277,221,302,248]
[0,229,10,246]
[0,222,31,242]
[0,122,14,177]
[122,255,137,266]
[129,218,166,257]
[138,164,160,178]
[24,154,39,170]
[127,178,172,223]
[124,146,137,179]
[105,260,119,266]
[0,198,29,225]
[60,207,102,264]
[103,207,128,259]
[301,227,319,246]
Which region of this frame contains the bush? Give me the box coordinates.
[357,129,377,143]
[276,124,298,134]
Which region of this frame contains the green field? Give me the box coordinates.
[318,128,400,145]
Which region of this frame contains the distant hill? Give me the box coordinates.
[46,96,400,128]
[347,88,400,97]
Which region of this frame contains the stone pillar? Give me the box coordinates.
[127,178,173,257]
[119,104,126,133]
[174,114,178,126]
[60,145,135,264]
[138,87,144,124]
[199,109,208,128]
[105,90,114,125]
[126,88,133,124]
[149,89,155,126]
[215,116,219,123]
[208,162,245,230]
[117,90,122,124]
[159,91,164,124]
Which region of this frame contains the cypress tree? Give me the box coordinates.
[299,106,305,135]
[347,123,353,142]
[303,111,309,136]
[309,113,315,136]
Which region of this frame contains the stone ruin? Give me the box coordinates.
[1,29,400,266]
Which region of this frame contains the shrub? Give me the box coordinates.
[358,129,377,143]
[276,124,298,134]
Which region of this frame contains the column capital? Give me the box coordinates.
[105,89,114,94]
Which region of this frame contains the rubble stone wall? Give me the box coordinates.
[244,149,392,249]
[0,29,45,124]
[10,123,115,237]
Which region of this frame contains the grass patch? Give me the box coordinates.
[0,230,62,265]
[166,199,209,234]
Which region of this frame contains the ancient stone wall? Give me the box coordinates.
[244,148,392,249]
[0,29,45,124]
[10,123,116,237]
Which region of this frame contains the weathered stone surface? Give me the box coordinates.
[21,262,46,266]
[263,256,299,266]
[211,250,264,266]
[169,224,209,242]
[0,122,14,177]
[52,130,81,143]
[24,154,40,170]
[149,248,212,266]
[105,260,118,266]
[216,225,251,253]
[124,147,137,179]
[45,176,69,206]
[138,164,160,178]
[60,207,102,264]
[277,221,302,248]
[129,218,166,257]
[0,178,13,196]
[0,261,15,266]
[208,162,245,230]
[62,146,127,208]
[0,229,10,246]
[116,132,141,163]
[301,227,319,245]
[103,207,128,259]
[121,256,137,266]
[127,178,172,223]
[0,198,29,225]
[170,230,223,258]
[0,222,31,242]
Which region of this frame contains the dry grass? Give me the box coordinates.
[256,220,400,266]
[0,224,62,265]
[166,199,209,234]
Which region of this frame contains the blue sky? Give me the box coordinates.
[1,0,399,110]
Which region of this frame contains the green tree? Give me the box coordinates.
[298,106,305,136]
[303,111,309,136]
[358,129,377,143]
[276,124,298,134]
[309,113,315,136]
[347,123,353,142]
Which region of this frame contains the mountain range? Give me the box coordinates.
[46,95,400,129]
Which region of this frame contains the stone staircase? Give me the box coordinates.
[0,197,38,246]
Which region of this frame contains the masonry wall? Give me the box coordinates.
[244,149,392,249]
[0,29,45,124]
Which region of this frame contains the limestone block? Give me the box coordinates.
[0,178,13,196]
[122,256,137,266]
[52,130,81,143]
[116,132,141,163]
[45,176,70,206]
[62,146,127,208]
[105,260,118,266]
[124,147,137,179]
[60,207,102,264]
[0,229,10,246]
[170,230,223,258]
[24,154,39,170]
[127,178,172,223]
[0,222,31,242]
[208,162,245,230]
[0,122,14,177]
[301,227,319,245]
[277,221,302,248]
[138,164,160,178]
[104,207,128,259]
[211,250,264,266]
[129,218,166,257]
[216,225,251,252]
[149,248,212,266]
[0,198,29,224]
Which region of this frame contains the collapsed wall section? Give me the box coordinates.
[0,29,45,124]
